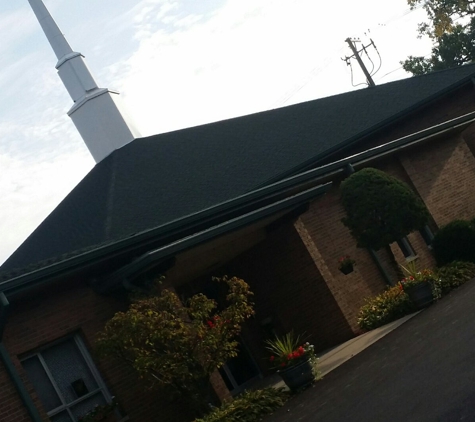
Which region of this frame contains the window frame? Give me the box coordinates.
[397,236,416,259]
[419,225,434,248]
[21,333,115,421]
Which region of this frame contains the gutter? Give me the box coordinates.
[0,182,330,296]
[0,293,42,421]
[98,183,333,292]
[2,111,475,294]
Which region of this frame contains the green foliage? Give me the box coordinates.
[357,286,416,331]
[402,19,475,75]
[265,332,317,369]
[340,168,429,250]
[402,0,475,75]
[434,261,475,296]
[358,261,475,330]
[96,276,254,415]
[194,388,289,422]
[407,0,475,38]
[431,220,475,266]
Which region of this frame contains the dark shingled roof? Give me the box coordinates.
[3,64,475,275]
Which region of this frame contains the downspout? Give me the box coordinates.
[0,293,43,422]
[344,164,393,286]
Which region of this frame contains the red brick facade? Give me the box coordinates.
[222,222,354,367]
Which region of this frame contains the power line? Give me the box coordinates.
[276,4,425,105]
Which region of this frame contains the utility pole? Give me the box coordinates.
[344,37,376,87]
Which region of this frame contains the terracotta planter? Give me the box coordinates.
[278,359,315,392]
[404,282,434,309]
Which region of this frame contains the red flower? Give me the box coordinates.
[270,356,275,362]
[207,320,215,328]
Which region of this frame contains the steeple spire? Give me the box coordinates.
[27,0,73,59]
[27,0,141,163]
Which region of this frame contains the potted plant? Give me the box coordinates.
[265,332,317,392]
[398,261,435,309]
[338,255,356,275]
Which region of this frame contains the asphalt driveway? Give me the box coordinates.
[264,279,475,422]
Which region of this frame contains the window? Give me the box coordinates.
[397,237,416,259]
[21,334,116,422]
[419,225,434,248]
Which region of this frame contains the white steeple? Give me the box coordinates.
[28,0,141,163]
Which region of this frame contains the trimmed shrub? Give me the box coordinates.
[434,261,475,297]
[194,388,289,422]
[340,168,429,250]
[357,286,416,331]
[431,220,475,266]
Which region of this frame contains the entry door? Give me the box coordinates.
[219,340,261,395]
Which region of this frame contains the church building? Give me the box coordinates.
[2,1,475,421]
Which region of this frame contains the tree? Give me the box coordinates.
[340,168,429,250]
[402,0,475,75]
[95,276,254,416]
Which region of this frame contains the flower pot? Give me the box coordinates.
[404,282,434,309]
[340,264,354,275]
[278,359,315,392]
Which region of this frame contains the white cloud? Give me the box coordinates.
[115,0,431,135]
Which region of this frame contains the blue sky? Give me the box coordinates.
[0,0,431,264]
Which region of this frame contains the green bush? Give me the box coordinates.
[340,168,429,250]
[194,388,289,422]
[431,220,475,266]
[434,261,475,297]
[357,286,416,331]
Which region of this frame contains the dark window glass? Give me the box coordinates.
[397,237,416,258]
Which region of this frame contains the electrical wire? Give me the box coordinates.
[378,65,404,79]
[349,60,369,88]
[276,2,426,104]
[370,40,383,76]
[362,44,375,75]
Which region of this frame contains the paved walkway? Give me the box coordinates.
[264,279,475,422]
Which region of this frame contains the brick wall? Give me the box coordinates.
[221,221,354,367]
[296,153,444,333]
[296,185,389,333]
[399,133,475,226]
[0,279,194,422]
